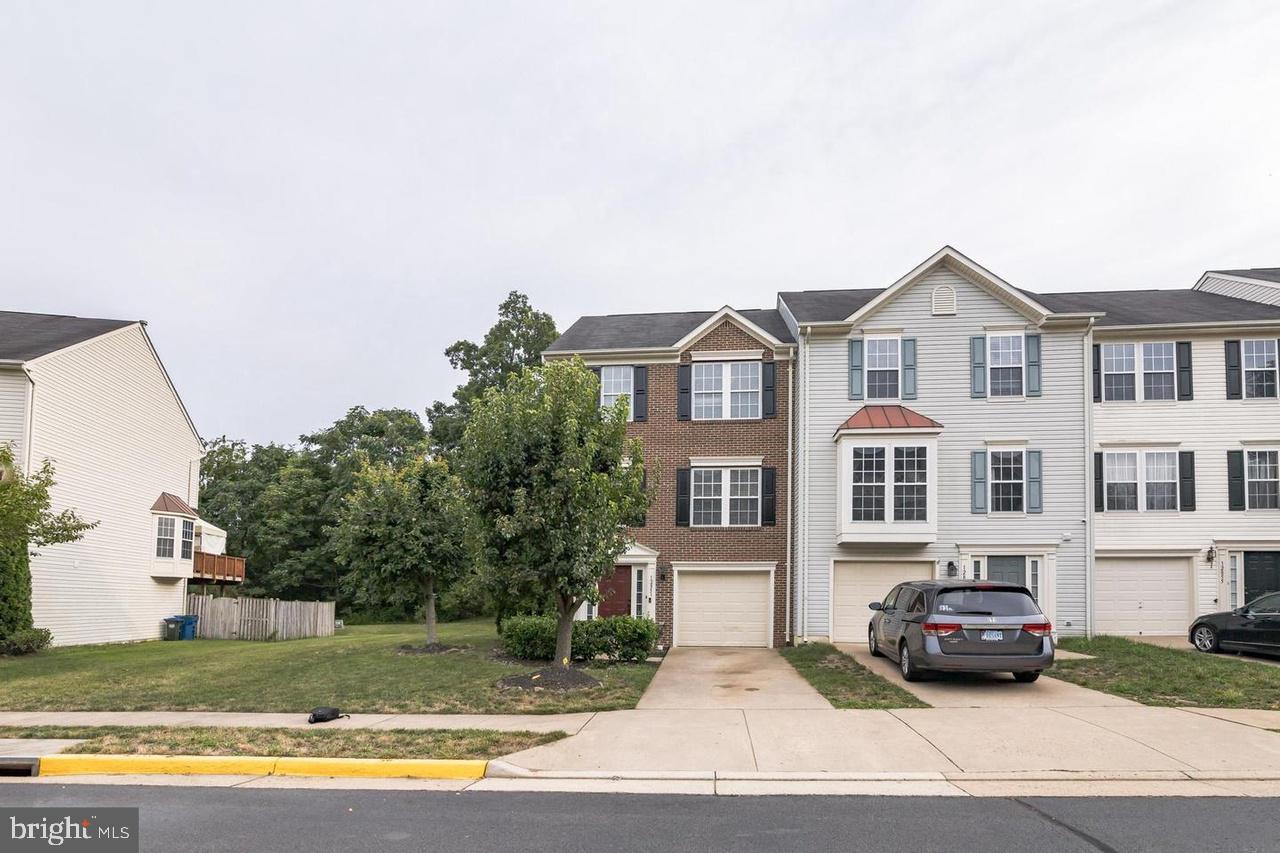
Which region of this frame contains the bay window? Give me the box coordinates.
[156,517,175,558]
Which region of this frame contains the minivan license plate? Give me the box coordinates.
[981,630,1004,642]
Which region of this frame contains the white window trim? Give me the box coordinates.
[1243,339,1280,400]
[155,516,176,559]
[849,442,928,525]
[1101,341,1178,402]
[691,361,762,421]
[180,518,195,560]
[598,365,634,421]
[690,466,762,528]
[987,332,1026,399]
[863,335,902,403]
[989,446,1027,514]
[1101,448,1180,512]
[1245,447,1280,511]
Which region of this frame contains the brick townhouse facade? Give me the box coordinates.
[544,307,795,648]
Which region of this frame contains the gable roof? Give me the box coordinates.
[151,492,198,517]
[835,405,943,433]
[0,311,136,362]
[545,307,793,353]
[1209,268,1280,285]
[1026,289,1280,327]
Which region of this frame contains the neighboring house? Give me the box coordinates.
[779,247,1093,641]
[1032,274,1280,636]
[0,311,238,646]
[544,308,795,648]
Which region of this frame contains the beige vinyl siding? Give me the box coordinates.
[793,267,1090,638]
[25,324,204,646]
[0,368,29,465]
[1195,274,1280,306]
[1093,332,1280,615]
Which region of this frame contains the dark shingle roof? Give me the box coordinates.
[0,311,135,361]
[1211,268,1280,285]
[546,308,793,352]
[777,288,883,323]
[1025,289,1280,326]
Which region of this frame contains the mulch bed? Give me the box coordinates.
[396,643,468,656]
[497,666,602,692]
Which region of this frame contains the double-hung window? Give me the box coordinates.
[1103,451,1139,511]
[156,517,175,558]
[1144,451,1179,510]
[692,362,761,419]
[989,334,1024,397]
[1142,343,1176,401]
[851,445,927,523]
[1102,343,1136,401]
[599,366,633,419]
[990,450,1025,512]
[180,519,195,559]
[1104,450,1179,511]
[691,467,761,526]
[1244,340,1279,399]
[1247,450,1280,510]
[865,337,900,400]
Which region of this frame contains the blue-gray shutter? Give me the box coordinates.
[1026,334,1042,397]
[632,365,648,422]
[970,450,988,513]
[848,339,864,400]
[1026,449,1043,513]
[970,336,986,398]
[762,361,777,418]
[677,364,691,420]
[1228,450,1246,511]
[1225,341,1242,400]
[901,338,917,400]
[1176,342,1194,401]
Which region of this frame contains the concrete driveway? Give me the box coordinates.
[1135,635,1280,669]
[636,647,832,710]
[838,643,1134,708]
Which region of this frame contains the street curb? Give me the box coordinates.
[37,754,488,780]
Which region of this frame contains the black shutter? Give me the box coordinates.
[761,467,776,526]
[1225,341,1243,400]
[675,468,691,525]
[1094,452,1105,512]
[1176,342,1194,400]
[1228,450,1246,511]
[677,364,691,421]
[632,365,648,422]
[762,361,777,419]
[1092,344,1102,403]
[1178,451,1196,511]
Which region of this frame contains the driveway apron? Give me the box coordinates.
[636,647,832,710]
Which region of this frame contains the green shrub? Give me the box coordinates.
[0,540,33,639]
[571,619,610,661]
[500,615,558,660]
[604,616,660,662]
[2,627,51,656]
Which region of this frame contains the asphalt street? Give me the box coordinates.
[3,785,1280,853]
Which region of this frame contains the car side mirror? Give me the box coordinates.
[868,601,883,611]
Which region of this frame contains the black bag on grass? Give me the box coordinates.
[307,706,350,724]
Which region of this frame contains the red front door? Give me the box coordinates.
[597,565,633,618]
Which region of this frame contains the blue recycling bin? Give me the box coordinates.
[178,614,198,640]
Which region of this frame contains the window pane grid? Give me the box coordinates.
[989,336,1024,397]
[1103,343,1136,401]
[1245,340,1278,399]
[893,447,927,522]
[1144,451,1178,511]
[691,469,723,526]
[1247,450,1280,510]
[599,365,633,416]
[729,362,761,418]
[851,447,885,521]
[990,450,1024,512]
[1105,452,1138,511]
[728,468,760,525]
[156,517,175,558]
[1141,342,1175,400]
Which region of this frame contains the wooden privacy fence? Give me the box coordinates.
[185,594,336,641]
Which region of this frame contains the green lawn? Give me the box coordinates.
[0,725,561,759]
[781,643,929,709]
[1055,636,1280,709]
[0,620,657,715]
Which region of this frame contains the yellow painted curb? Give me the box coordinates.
[37,753,488,780]
[274,757,487,779]
[38,754,278,777]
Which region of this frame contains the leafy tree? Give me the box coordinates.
[459,359,647,667]
[198,437,294,581]
[428,292,558,457]
[0,446,96,639]
[332,456,468,644]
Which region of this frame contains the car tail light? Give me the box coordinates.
[922,622,963,636]
[1021,622,1053,636]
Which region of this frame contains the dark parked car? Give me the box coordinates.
[1189,592,1280,656]
[868,580,1054,683]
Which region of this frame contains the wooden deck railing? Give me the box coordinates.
[192,551,246,583]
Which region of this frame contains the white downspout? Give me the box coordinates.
[784,350,794,644]
[1083,319,1096,638]
[801,326,812,640]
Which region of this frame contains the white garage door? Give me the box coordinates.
[1094,557,1192,636]
[831,561,933,643]
[675,569,771,647]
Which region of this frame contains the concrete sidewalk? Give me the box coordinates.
[0,710,592,734]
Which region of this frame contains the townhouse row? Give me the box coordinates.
[544,249,1280,648]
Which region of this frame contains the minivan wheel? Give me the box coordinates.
[868,626,881,657]
[899,644,923,682]
[1013,671,1041,684]
[1192,624,1219,653]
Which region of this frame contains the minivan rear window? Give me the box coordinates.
[935,589,1042,617]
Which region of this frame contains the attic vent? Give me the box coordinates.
[931,284,957,316]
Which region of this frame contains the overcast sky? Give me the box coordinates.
[2,1,1278,446]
